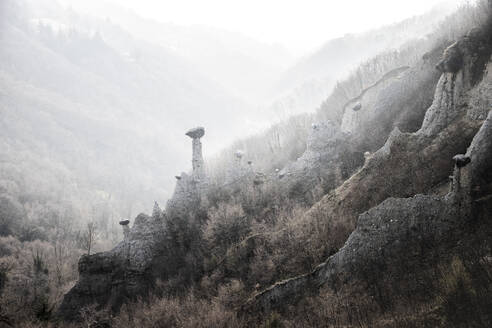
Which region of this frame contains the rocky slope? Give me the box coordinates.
[244,20,492,316]
[58,6,492,323]
[275,39,444,205]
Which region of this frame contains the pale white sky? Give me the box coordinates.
[107,0,462,52]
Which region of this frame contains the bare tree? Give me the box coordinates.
[80,222,98,255]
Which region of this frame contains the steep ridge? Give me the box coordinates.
[302,24,491,235]
[243,20,492,316]
[276,41,443,205]
[244,108,492,316]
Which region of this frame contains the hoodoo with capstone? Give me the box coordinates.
[166,127,210,216]
[186,127,205,180]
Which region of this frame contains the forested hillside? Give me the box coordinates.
[0,0,250,239]
[0,0,459,248]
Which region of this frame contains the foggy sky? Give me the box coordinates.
[98,0,462,53]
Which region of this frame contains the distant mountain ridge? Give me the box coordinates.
[266,2,457,118]
[58,0,295,102]
[0,0,251,223]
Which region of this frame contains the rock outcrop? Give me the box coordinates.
[186,127,205,180]
[465,104,492,198]
[278,121,359,202]
[244,94,492,319]
[276,43,444,204]
[59,212,165,320]
[303,25,492,231]
[59,127,210,320]
[342,48,443,151]
[419,29,491,136]
[340,66,410,134]
[167,127,208,216]
[244,22,492,316]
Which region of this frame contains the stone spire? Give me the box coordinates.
[451,154,472,198]
[185,127,205,180]
[119,219,130,240]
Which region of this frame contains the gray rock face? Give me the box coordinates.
[436,42,463,73]
[340,55,443,152]
[301,24,492,232]
[278,48,445,204]
[275,45,443,204]
[466,109,492,198]
[356,62,440,149]
[453,154,471,168]
[59,213,165,320]
[185,126,205,139]
[245,107,492,317]
[419,29,490,136]
[244,195,459,315]
[60,127,211,320]
[467,59,492,121]
[112,214,164,270]
[341,66,410,134]
[277,121,359,202]
[244,24,492,316]
[418,71,465,136]
[186,126,206,180]
[191,139,204,178]
[167,172,205,216]
[167,128,209,216]
[281,121,346,176]
[120,221,130,239]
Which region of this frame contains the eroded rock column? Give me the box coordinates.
[119,219,130,240]
[185,127,205,180]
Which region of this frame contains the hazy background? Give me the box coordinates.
[0,0,468,228]
[67,0,456,53]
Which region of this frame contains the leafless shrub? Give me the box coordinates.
[77,222,98,255]
[112,293,246,328]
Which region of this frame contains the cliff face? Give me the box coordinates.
[244,23,492,315]
[301,26,491,233]
[58,213,166,319]
[245,106,492,313]
[276,46,443,204]
[277,121,359,202]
